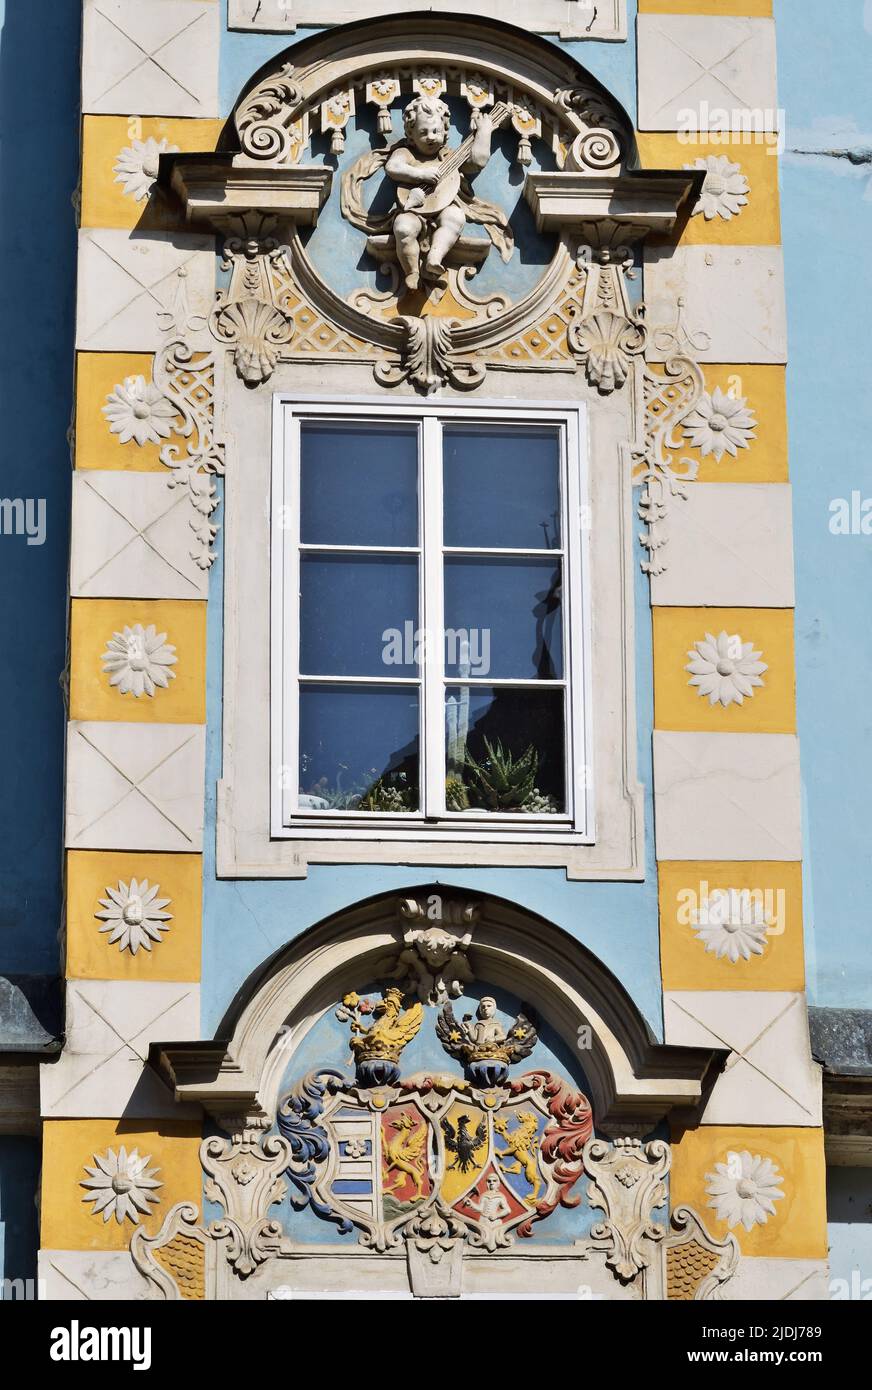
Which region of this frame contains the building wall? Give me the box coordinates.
[17,0,855,1299]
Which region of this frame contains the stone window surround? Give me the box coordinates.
[270,394,594,844]
[217,360,645,880]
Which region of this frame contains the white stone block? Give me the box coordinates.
[645,246,786,364]
[71,471,208,600]
[66,721,206,852]
[76,229,214,353]
[41,981,200,1118]
[664,991,821,1126]
[39,1249,150,1301]
[637,15,778,132]
[653,731,802,860]
[722,1257,829,1301]
[650,484,795,607]
[82,0,219,117]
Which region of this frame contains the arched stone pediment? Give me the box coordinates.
[142,888,738,1300]
[153,887,725,1134]
[161,14,699,395]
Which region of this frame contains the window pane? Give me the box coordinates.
[444,557,563,680]
[300,554,418,677]
[443,426,561,550]
[444,686,565,814]
[299,684,419,812]
[300,421,418,547]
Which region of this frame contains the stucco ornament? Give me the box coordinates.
[686,631,767,707]
[585,1136,670,1282]
[436,996,537,1086]
[95,878,173,955]
[341,93,514,292]
[685,155,750,221]
[705,1150,785,1232]
[386,896,477,1004]
[103,375,179,447]
[682,386,757,461]
[114,136,180,202]
[101,623,178,698]
[691,889,769,963]
[80,1146,163,1224]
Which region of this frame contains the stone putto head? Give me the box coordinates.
[403,94,451,155]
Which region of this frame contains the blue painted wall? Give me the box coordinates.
[775,0,872,1009]
[0,1,78,981]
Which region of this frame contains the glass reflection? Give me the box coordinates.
[298,684,419,812]
[444,685,565,814]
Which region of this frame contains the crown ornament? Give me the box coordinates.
[336,986,423,1086]
[435,996,538,1086]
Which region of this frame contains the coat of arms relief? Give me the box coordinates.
[134,899,739,1300]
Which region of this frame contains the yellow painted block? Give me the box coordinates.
[653,607,795,733]
[639,0,772,15]
[69,599,207,724]
[76,353,168,472]
[66,850,202,983]
[637,134,780,245]
[669,1125,827,1259]
[41,1118,202,1252]
[688,364,788,483]
[658,860,804,991]
[81,116,224,231]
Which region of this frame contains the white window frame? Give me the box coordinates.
[270,395,593,845]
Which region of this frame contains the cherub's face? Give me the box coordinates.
[478,997,496,1020]
[409,112,446,156]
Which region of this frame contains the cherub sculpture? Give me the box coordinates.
[392,922,475,1005]
[341,94,514,291]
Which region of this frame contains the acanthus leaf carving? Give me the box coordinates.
[235,62,305,163]
[584,1135,670,1282]
[152,338,224,571]
[374,314,485,394]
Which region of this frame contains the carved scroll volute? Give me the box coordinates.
[584,1136,671,1283]
[200,1125,292,1277]
[235,62,304,163]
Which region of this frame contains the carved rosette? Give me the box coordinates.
[584,1135,671,1282]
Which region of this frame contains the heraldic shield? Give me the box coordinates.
[275,985,595,1254]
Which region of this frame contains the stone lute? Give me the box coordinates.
[397,101,512,217]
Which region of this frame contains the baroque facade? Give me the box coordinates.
[1,0,870,1303]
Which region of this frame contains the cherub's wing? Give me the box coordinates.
[440,1116,457,1151]
[506,1012,538,1061]
[383,1000,423,1049]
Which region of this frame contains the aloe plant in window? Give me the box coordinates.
[465,738,538,811]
